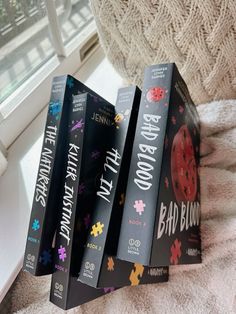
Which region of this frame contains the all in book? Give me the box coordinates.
[78,86,140,287]
[117,63,201,267]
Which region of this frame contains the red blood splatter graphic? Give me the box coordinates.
[146,87,165,102]
[170,239,182,265]
[179,105,184,113]
[171,125,197,203]
[164,177,169,188]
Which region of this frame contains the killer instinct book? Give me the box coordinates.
[117,63,201,267]
[24,75,114,276]
[23,75,71,276]
[50,92,115,310]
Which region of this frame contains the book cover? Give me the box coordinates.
[50,92,115,310]
[117,63,201,267]
[78,86,141,287]
[23,75,70,275]
[52,279,116,310]
[24,75,114,276]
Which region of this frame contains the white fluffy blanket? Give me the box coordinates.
[6,100,236,313]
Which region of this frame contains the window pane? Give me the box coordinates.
[0,0,55,105]
[57,0,93,45]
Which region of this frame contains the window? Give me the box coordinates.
[0,0,98,149]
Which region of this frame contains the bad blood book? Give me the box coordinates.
[117,63,201,267]
[78,86,168,288]
[24,75,113,276]
[23,75,71,275]
[50,92,115,310]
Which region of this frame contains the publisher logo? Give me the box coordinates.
[186,248,200,257]
[54,282,63,299]
[82,261,95,279]
[85,261,95,271]
[128,238,141,256]
[128,239,141,247]
[25,254,35,270]
[27,254,35,262]
[55,282,63,292]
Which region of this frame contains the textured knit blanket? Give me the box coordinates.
[4,99,236,313]
[90,0,236,105]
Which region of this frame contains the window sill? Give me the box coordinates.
[0,47,123,303]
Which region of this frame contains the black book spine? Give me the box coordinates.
[78,86,141,287]
[50,93,88,310]
[117,64,174,265]
[23,75,68,275]
[151,65,201,266]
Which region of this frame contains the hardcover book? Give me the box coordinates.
[50,92,115,310]
[117,63,201,267]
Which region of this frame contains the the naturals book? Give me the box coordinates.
[50,92,115,310]
[23,75,72,275]
[117,63,201,267]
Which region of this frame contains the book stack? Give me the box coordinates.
[23,63,201,310]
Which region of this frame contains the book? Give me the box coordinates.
[50,92,115,310]
[52,259,168,310]
[51,280,116,310]
[78,86,168,288]
[23,75,114,276]
[117,63,201,267]
[88,257,169,288]
[77,86,141,287]
[23,75,71,275]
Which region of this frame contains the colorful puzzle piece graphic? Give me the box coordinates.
[39,249,52,266]
[170,239,182,265]
[78,182,85,195]
[119,193,125,206]
[66,77,74,88]
[129,263,144,286]
[104,287,115,293]
[91,150,100,159]
[164,177,169,189]
[107,257,114,271]
[32,219,40,231]
[58,245,67,262]
[114,113,124,123]
[49,101,61,117]
[90,222,104,237]
[71,119,84,132]
[133,200,146,216]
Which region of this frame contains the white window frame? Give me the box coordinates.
[0,0,99,151]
